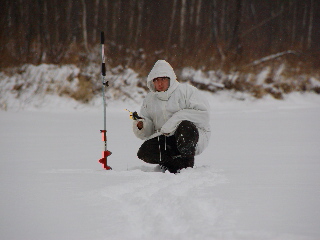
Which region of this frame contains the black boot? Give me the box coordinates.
[183,156,194,168]
[161,155,194,173]
[161,156,183,173]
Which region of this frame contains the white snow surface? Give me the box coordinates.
[1,91,320,240]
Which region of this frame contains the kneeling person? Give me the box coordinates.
[132,60,211,173]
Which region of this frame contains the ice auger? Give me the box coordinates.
[98,31,112,170]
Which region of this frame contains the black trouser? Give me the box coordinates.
[137,121,199,173]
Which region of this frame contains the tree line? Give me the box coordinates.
[1,0,319,71]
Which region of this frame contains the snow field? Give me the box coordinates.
[1,92,320,240]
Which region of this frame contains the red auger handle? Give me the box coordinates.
[100,130,106,141]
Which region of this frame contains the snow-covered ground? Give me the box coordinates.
[1,92,320,240]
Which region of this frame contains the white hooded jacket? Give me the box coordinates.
[133,60,211,155]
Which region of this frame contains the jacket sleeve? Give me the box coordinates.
[160,87,210,135]
[132,99,155,140]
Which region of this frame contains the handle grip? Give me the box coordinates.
[101,31,105,44]
[102,63,106,76]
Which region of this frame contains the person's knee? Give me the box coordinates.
[176,121,199,140]
[137,139,149,161]
[137,147,155,163]
[137,137,162,164]
[137,147,143,160]
[175,121,199,156]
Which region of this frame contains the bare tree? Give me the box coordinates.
[66,0,73,44]
[112,0,121,41]
[228,0,242,54]
[41,1,49,62]
[128,0,136,44]
[167,0,178,49]
[135,0,144,47]
[92,0,100,43]
[81,0,89,51]
[307,0,314,49]
[291,0,297,47]
[195,0,202,44]
[180,0,187,47]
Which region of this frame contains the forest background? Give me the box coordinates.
[1,0,320,104]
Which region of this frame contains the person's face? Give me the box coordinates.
[153,77,170,92]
